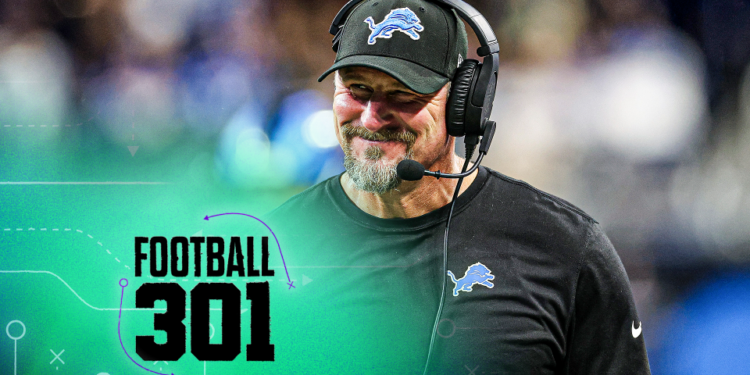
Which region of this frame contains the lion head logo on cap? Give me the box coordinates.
[364,8,424,45]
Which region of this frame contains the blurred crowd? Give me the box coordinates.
[1,0,749,372]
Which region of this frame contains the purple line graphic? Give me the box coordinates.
[117,278,174,375]
[203,213,294,289]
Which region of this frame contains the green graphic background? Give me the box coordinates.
[0,131,372,374]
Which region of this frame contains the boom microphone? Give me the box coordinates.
[396,121,496,181]
[396,153,486,181]
[396,160,426,181]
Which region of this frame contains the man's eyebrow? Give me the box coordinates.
[338,72,421,95]
[339,72,366,81]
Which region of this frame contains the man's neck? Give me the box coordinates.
[340,155,479,219]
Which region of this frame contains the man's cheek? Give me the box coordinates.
[333,119,344,146]
[333,94,363,121]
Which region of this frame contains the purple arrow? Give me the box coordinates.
[117,278,175,375]
[204,213,295,289]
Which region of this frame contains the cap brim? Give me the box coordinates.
[317,55,449,95]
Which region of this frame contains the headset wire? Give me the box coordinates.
[422,142,476,375]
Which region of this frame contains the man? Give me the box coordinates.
[267,0,651,374]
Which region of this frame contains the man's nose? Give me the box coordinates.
[360,99,392,133]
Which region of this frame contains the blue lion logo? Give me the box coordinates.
[364,8,424,45]
[447,262,495,296]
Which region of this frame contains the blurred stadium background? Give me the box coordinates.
[1,0,749,372]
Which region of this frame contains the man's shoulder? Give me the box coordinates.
[476,167,602,262]
[481,167,596,225]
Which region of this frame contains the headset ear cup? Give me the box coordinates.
[446,59,479,137]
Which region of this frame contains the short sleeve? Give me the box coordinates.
[563,223,652,374]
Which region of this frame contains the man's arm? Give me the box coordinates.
[563,223,651,374]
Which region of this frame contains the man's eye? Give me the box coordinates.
[390,91,419,103]
[349,85,372,99]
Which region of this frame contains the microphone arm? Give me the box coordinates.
[397,121,496,181]
[422,152,484,180]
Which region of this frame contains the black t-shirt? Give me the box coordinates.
[266,166,651,374]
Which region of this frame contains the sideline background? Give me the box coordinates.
[1,0,749,373]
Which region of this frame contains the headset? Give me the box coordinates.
[327,1,499,373]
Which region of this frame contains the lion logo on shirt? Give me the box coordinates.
[447,262,495,296]
[364,8,424,45]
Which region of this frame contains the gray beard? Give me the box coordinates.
[339,124,417,195]
[343,145,413,195]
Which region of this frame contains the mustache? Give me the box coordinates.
[340,124,417,146]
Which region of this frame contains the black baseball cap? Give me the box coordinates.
[318,0,468,94]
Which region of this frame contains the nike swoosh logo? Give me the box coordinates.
[632,321,642,338]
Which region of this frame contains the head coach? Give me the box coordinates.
[266,0,651,374]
